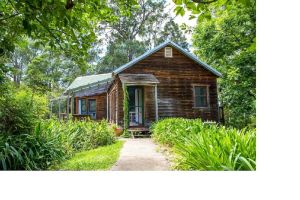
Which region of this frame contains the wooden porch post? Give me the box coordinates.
[116,86,118,126]
[106,92,109,121]
[155,84,158,121]
[71,94,74,115]
[66,93,70,120]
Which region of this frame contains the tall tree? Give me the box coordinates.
[192,0,256,128]
[0,0,138,80]
[98,40,147,72]
[97,0,189,72]
[156,19,189,50]
[7,38,40,85]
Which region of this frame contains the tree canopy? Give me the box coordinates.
[192,0,256,128]
[96,0,188,73]
[0,0,138,79]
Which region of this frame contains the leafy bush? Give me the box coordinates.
[151,118,256,171]
[52,119,116,151]
[151,118,204,146]
[0,119,115,170]
[0,84,49,135]
[0,125,68,170]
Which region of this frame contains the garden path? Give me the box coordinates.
[111,138,170,171]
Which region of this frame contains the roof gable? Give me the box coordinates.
[113,40,222,77]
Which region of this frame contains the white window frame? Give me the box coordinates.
[165,47,173,58]
[192,84,210,108]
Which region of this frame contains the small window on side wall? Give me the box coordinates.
[194,86,209,108]
[81,98,87,114]
[165,47,172,57]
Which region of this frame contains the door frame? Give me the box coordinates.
[127,86,144,127]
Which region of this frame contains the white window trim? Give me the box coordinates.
[165,47,173,58]
[192,84,210,108]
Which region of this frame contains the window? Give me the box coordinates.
[81,99,87,114]
[194,86,209,107]
[165,47,172,57]
[88,99,96,112]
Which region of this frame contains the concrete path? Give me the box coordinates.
[111,138,170,171]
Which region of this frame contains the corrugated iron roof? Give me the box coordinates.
[73,84,108,97]
[113,40,222,77]
[65,73,112,93]
[119,74,159,85]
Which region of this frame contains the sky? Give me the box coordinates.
[165,0,198,45]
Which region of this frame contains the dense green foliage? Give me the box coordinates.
[151,118,256,170]
[0,84,49,135]
[192,0,256,128]
[0,119,115,170]
[0,0,138,75]
[173,0,253,20]
[56,140,124,170]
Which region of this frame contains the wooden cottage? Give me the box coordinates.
[64,41,222,130]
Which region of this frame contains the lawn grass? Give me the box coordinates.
[57,140,124,170]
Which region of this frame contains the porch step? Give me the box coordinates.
[128,127,150,138]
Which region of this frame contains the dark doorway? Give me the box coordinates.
[128,86,144,127]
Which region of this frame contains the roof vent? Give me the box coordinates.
[165,47,172,58]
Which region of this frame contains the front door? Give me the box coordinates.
[128,86,144,127]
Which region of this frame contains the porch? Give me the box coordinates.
[119,73,160,129]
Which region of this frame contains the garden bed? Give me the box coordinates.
[151,118,256,171]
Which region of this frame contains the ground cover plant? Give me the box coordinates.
[151,118,256,171]
[0,119,116,170]
[56,140,124,170]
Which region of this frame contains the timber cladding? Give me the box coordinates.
[74,93,107,120]
[109,45,219,127]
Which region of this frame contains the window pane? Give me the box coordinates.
[195,96,208,107]
[195,86,206,96]
[88,99,96,112]
[81,99,87,113]
[195,86,208,107]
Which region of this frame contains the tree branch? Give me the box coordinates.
[191,0,218,4]
[0,13,21,22]
[35,17,64,49]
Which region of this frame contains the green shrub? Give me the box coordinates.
[120,129,131,138]
[151,118,256,171]
[151,118,204,146]
[0,119,115,170]
[65,119,116,151]
[0,124,68,170]
[0,84,49,135]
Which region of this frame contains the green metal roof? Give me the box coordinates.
[65,73,112,93]
[113,40,222,77]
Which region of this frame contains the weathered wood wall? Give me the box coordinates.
[109,45,219,127]
[74,93,107,120]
